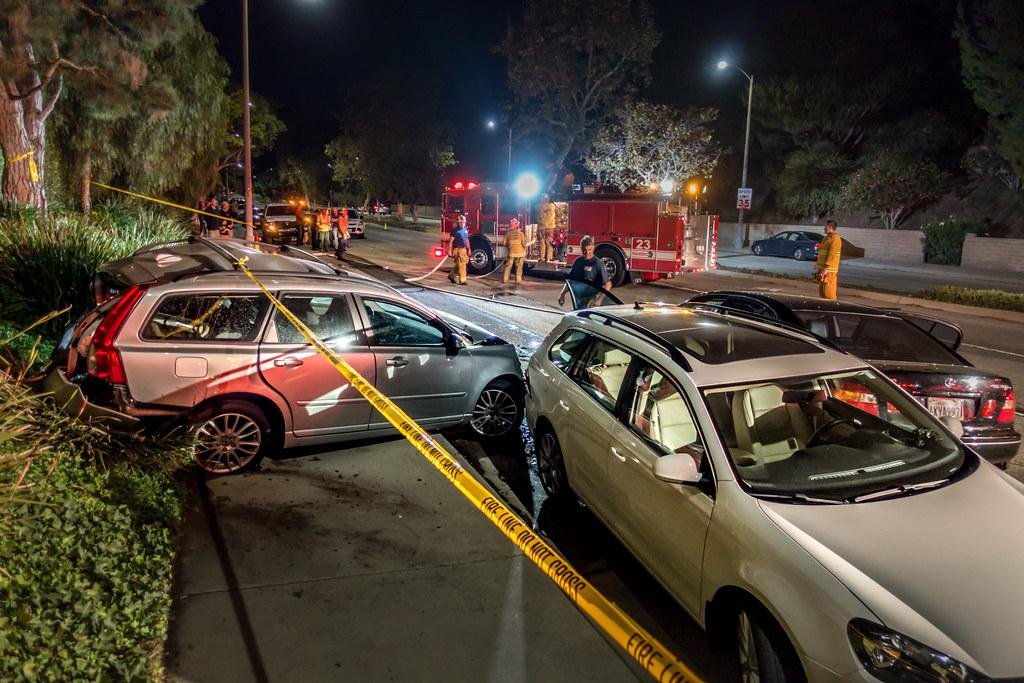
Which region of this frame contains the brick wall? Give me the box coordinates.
[719,222,924,263]
[962,235,1024,273]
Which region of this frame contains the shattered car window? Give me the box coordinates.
[143,294,268,342]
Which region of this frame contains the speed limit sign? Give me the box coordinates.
[736,188,752,210]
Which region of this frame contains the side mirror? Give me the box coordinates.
[653,452,702,485]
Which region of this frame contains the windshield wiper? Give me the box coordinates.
[751,491,846,505]
[852,478,950,503]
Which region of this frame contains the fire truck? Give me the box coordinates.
[440,181,718,286]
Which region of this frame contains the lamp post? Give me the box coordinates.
[487,119,512,186]
[242,0,254,241]
[717,60,754,247]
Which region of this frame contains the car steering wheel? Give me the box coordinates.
[807,418,859,448]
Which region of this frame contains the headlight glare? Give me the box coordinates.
[848,619,983,682]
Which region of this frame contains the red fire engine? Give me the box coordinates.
[440,181,717,285]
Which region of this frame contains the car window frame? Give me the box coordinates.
[355,294,450,348]
[617,357,717,491]
[264,291,365,346]
[139,289,272,344]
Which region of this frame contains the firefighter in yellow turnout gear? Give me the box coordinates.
[537,193,556,262]
[815,220,842,300]
[502,217,527,284]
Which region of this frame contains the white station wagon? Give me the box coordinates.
[526,303,1024,682]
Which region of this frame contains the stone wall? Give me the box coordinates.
[718,222,925,263]
[962,235,1024,273]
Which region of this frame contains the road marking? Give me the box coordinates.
[961,343,1024,360]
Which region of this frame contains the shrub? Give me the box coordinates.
[921,214,984,265]
[0,204,188,334]
[842,153,949,228]
[0,457,181,681]
[917,286,1024,313]
[0,320,189,680]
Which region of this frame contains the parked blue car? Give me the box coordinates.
[750,230,824,261]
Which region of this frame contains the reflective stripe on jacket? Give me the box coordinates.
[815,231,842,272]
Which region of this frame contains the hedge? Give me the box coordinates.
[917,286,1024,313]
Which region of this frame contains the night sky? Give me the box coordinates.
[198,0,968,185]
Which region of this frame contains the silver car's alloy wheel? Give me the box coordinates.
[737,611,761,683]
[194,412,263,474]
[470,387,519,437]
[537,431,566,497]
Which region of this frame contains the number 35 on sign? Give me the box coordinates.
[736,187,753,210]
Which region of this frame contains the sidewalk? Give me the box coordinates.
[164,437,642,682]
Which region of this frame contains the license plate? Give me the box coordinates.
[927,397,964,420]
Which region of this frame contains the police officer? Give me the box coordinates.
[815,219,842,300]
[502,217,527,284]
[448,214,470,285]
[537,193,556,262]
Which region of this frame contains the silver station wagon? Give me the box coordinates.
[48,239,525,474]
[526,302,1024,682]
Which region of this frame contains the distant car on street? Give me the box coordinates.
[750,230,824,261]
[261,203,302,244]
[46,238,526,475]
[686,291,1020,466]
[346,208,365,238]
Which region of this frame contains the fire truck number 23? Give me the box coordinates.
[633,238,652,251]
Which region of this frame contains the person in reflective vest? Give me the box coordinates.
[316,208,332,252]
[335,207,350,261]
[448,214,470,285]
[814,219,842,300]
[537,193,557,262]
[502,217,527,284]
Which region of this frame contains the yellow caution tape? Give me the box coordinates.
[9,148,39,182]
[234,256,702,683]
[91,181,253,230]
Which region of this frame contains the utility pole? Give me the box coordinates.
[242,0,255,241]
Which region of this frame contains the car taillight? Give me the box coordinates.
[979,381,1016,424]
[89,285,145,385]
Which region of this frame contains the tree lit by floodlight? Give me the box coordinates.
[515,172,541,199]
[660,179,675,194]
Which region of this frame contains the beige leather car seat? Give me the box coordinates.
[649,393,698,452]
[587,347,633,402]
[732,385,813,463]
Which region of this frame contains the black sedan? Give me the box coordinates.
[750,230,824,261]
[687,291,1021,467]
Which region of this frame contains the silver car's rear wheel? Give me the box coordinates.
[470,380,522,438]
[193,401,269,474]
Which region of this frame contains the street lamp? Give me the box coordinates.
[717,59,755,247]
[487,119,512,186]
[242,0,254,241]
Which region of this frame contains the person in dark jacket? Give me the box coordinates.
[448,215,470,285]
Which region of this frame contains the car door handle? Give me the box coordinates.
[386,357,409,368]
[611,446,627,462]
[274,357,303,368]
[558,399,570,412]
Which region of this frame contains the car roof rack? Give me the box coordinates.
[576,309,693,371]
[135,236,346,276]
[678,301,844,352]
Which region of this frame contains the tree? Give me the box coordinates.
[585,102,719,191]
[52,23,230,212]
[0,1,197,208]
[775,142,852,219]
[957,0,1024,185]
[842,153,949,228]
[213,91,285,189]
[326,91,455,220]
[498,0,659,182]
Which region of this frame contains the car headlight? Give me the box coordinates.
[848,619,984,682]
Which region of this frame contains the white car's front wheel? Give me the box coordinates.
[536,427,572,500]
[736,607,805,683]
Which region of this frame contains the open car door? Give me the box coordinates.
[560,279,623,311]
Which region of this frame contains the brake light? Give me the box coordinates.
[89,285,145,384]
[467,182,478,190]
[453,181,464,190]
[998,390,1016,424]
